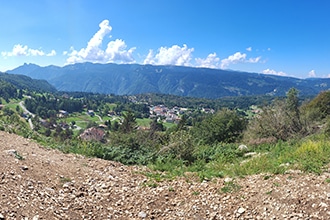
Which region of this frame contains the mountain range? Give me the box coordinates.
[7,63,330,99]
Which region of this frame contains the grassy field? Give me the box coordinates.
[136,118,152,127]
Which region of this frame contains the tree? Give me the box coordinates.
[176,114,188,131]
[285,88,302,133]
[159,130,196,164]
[120,111,136,133]
[244,89,306,143]
[150,118,164,132]
[112,120,119,131]
[303,91,330,121]
[71,121,76,129]
[192,109,247,145]
[17,89,23,99]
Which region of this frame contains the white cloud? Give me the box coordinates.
[248,56,261,63]
[66,19,136,64]
[1,44,55,57]
[220,52,262,69]
[105,39,135,63]
[246,47,252,52]
[195,53,220,68]
[308,70,316,77]
[143,44,194,66]
[47,50,56,56]
[262,68,287,76]
[221,52,246,68]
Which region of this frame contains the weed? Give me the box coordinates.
[294,140,330,174]
[263,175,272,180]
[273,182,280,187]
[325,178,330,183]
[266,190,273,195]
[192,191,200,196]
[142,180,158,188]
[60,177,72,183]
[14,151,24,160]
[220,181,241,193]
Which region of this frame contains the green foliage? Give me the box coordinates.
[304,91,330,121]
[2,87,330,184]
[24,94,83,118]
[120,111,137,133]
[293,140,330,174]
[220,181,241,193]
[244,92,305,143]
[0,110,31,138]
[0,80,18,101]
[0,72,56,93]
[158,130,196,164]
[13,151,24,160]
[192,109,247,145]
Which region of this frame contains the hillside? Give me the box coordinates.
[0,72,56,93]
[8,63,330,99]
[1,131,330,219]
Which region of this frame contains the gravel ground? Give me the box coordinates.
[1,131,330,219]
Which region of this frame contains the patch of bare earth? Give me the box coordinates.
[1,131,330,219]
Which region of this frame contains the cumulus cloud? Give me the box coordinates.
[1,44,56,57]
[246,47,252,52]
[195,53,220,68]
[66,19,136,64]
[262,68,287,76]
[308,70,316,77]
[143,44,194,66]
[220,52,261,69]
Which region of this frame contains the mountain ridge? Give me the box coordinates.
[0,70,57,93]
[8,63,330,98]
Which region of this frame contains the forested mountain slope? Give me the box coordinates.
[8,63,330,98]
[0,71,56,93]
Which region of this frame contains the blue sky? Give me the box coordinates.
[1,0,329,78]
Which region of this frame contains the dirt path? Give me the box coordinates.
[1,131,330,219]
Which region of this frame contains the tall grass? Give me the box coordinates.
[146,136,330,181]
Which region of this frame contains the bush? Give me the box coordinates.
[158,130,196,164]
[294,140,330,174]
[192,109,247,145]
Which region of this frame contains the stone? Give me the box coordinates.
[237,207,246,214]
[319,202,328,207]
[6,149,17,155]
[238,145,248,151]
[224,177,233,183]
[0,213,4,220]
[138,211,147,218]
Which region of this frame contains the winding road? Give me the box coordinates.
[19,101,35,130]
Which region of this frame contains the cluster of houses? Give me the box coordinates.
[48,104,215,141]
[150,105,187,123]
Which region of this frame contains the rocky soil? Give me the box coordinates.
[1,131,330,219]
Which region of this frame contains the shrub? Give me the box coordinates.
[294,140,330,174]
[192,108,247,145]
